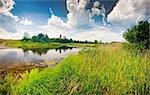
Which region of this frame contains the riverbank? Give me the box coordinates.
[0,42,8,49]
[0,60,57,79]
[0,39,87,80]
[0,45,7,49]
[0,39,96,50]
[1,43,149,95]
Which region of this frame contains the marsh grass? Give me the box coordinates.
[1,43,150,95]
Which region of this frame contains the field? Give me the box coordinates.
[1,43,149,95]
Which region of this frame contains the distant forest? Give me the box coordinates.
[21,33,101,44]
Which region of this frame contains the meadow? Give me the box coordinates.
[1,43,149,95]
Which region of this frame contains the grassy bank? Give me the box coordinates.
[0,40,63,49]
[2,43,149,95]
[0,39,95,49]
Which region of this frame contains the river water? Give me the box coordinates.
[0,47,80,65]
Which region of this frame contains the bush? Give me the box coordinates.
[123,21,150,49]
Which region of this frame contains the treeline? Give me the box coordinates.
[21,33,101,44]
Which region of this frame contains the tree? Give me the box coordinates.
[123,21,150,49]
[21,32,30,42]
[94,40,98,44]
[32,36,37,42]
[99,40,102,44]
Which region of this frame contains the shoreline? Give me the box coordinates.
[0,42,9,49]
[0,63,50,79]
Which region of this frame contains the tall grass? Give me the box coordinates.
[0,74,17,95]
[4,43,150,95]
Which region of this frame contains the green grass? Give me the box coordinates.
[0,40,62,49]
[5,43,149,95]
[66,43,96,48]
[0,39,96,50]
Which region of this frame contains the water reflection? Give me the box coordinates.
[55,47,73,54]
[23,47,74,56]
[0,47,79,65]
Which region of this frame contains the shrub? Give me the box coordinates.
[123,21,150,49]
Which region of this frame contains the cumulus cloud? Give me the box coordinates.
[0,0,18,33]
[48,0,107,29]
[42,0,123,42]
[91,1,107,25]
[48,8,69,30]
[66,0,91,28]
[20,17,34,26]
[40,0,124,42]
[0,0,15,13]
[108,0,150,28]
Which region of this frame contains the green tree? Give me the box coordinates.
[94,40,98,44]
[21,32,31,42]
[31,36,37,42]
[123,21,150,49]
[31,33,50,42]
[99,40,103,44]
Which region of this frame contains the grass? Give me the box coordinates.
[0,39,95,50]
[0,40,62,49]
[2,43,149,95]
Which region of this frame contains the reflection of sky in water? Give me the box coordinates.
[0,48,79,64]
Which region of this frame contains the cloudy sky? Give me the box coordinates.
[0,0,149,42]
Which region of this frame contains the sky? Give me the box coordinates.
[0,0,149,42]
[12,0,68,25]
[12,0,118,25]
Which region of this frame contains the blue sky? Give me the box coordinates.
[12,0,118,25]
[12,0,68,25]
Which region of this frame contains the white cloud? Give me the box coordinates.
[39,23,124,42]
[0,0,15,14]
[0,14,17,32]
[0,0,18,33]
[48,0,107,29]
[0,29,23,39]
[41,0,123,42]
[0,0,18,21]
[66,0,91,28]
[108,0,150,28]
[20,17,34,26]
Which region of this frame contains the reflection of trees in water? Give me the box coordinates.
[55,46,73,54]
[23,46,74,55]
[24,50,30,57]
[23,48,49,56]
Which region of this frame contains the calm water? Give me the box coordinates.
[0,48,80,65]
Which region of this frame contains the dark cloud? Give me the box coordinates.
[86,0,119,15]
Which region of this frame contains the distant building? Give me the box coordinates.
[60,34,62,39]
